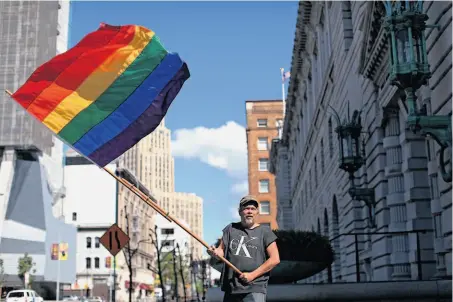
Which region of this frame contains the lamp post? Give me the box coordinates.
[382,0,452,182]
[332,108,376,228]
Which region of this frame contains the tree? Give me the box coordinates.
[18,253,36,288]
[148,225,169,302]
[122,205,174,302]
[0,258,5,299]
[122,205,150,302]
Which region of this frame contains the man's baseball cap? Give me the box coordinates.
[239,195,259,208]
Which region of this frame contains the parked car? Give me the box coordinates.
[62,296,79,301]
[6,290,43,302]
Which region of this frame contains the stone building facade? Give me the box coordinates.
[270,1,452,283]
[246,100,284,230]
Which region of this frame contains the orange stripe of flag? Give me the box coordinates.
[26,25,136,121]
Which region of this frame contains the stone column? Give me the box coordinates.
[399,86,436,280]
[421,85,448,278]
[383,108,411,280]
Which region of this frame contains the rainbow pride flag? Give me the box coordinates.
[11,23,190,167]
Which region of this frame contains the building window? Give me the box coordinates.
[434,214,442,238]
[72,212,77,221]
[259,179,270,193]
[94,257,100,269]
[258,158,269,171]
[257,119,268,127]
[259,201,271,215]
[320,139,325,174]
[161,228,174,235]
[314,157,318,188]
[162,240,175,248]
[95,237,100,248]
[257,137,268,150]
[86,237,92,248]
[86,257,91,269]
[328,118,333,157]
[342,1,354,51]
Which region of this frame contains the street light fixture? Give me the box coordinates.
[331,107,376,228]
[383,0,452,182]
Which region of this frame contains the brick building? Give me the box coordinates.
[245,100,284,230]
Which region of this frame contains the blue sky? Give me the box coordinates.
[69,1,298,250]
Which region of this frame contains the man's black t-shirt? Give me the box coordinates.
[219,223,277,294]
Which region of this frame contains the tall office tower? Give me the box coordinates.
[0,2,76,297]
[245,100,284,230]
[119,120,175,194]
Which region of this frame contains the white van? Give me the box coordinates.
[6,290,44,302]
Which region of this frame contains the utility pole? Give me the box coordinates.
[172,248,179,302]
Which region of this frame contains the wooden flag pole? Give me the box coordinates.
[4,89,243,276]
[104,169,243,274]
[103,168,172,222]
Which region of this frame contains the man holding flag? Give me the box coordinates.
[208,195,280,302]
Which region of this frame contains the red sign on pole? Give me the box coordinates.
[99,224,130,256]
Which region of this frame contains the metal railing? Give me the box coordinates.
[328,229,433,283]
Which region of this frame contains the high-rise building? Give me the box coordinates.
[245,100,284,230]
[171,192,203,260]
[271,0,452,283]
[0,1,75,298]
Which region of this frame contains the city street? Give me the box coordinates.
[0,0,452,301]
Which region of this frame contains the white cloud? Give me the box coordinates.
[230,207,240,220]
[171,121,247,179]
[231,180,249,196]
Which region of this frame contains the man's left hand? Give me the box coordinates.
[239,272,256,284]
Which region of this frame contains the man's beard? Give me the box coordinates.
[242,216,254,227]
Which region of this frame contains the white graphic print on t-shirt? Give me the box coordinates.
[229,236,258,258]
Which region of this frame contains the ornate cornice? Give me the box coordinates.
[283,1,313,144]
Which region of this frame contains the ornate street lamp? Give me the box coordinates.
[331,107,376,228]
[383,0,452,182]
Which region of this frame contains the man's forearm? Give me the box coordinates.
[251,257,280,280]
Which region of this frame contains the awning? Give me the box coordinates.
[125,281,138,289]
[139,283,153,291]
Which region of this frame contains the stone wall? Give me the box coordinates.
[272,0,452,283]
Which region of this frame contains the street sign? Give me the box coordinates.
[100,223,130,256]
